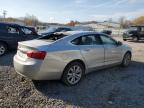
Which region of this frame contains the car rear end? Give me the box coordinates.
[14,40,48,80]
[13,33,71,80]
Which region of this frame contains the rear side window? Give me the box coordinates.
[71,35,102,45]
[7,26,19,34]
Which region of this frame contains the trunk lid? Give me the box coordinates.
[16,39,53,61]
[18,39,53,48]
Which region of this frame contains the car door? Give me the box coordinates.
[6,25,25,48]
[72,34,105,70]
[100,34,122,65]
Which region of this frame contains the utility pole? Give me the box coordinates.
[0,10,1,22]
[3,10,7,21]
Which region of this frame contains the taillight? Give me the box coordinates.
[27,51,46,60]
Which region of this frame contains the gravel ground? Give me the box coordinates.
[0,37,144,108]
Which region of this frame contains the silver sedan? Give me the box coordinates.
[14,31,132,86]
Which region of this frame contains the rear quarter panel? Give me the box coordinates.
[121,44,132,58]
[39,42,85,79]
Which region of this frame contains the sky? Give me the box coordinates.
[0,0,144,23]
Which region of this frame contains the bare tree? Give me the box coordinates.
[24,14,39,26]
[119,16,131,28]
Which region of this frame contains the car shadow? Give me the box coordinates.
[0,51,16,67]
[33,61,144,107]
[128,40,144,43]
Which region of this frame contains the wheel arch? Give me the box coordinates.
[61,59,86,86]
[124,50,132,58]
[63,59,86,74]
[126,50,132,56]
[0,40,9,49]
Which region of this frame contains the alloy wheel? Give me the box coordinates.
[124,53,131,66]
[0,45,6,56]
[67,65,82,85]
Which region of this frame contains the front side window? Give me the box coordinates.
[7,26,19,34]
[100,35,116,45]
[72,35,102,45]
[21,28,33,35]
[44,27,57,33]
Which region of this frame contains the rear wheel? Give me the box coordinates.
[121,52,131,67]
[62,62,84,86]
[0,42,7,56]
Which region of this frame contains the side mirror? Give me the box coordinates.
[116,41,122,46]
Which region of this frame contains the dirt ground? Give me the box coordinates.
[0,37,144,108]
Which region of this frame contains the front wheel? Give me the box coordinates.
[62,62,85,86]
[0,42,7,56]
[123,39,127,41]
[121,52,131,67]
[133,37,139,41]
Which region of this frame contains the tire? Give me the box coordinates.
[62,62,85,86]
[0,42,7,56]
[133,37,139,41]
[123,39,127,41]
[121,52,131,67]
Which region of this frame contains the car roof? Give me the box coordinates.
[0,22,35,30]
[51,31,109,43]
[0,22,21,27]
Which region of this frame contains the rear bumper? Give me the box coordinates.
[14,55,41,79]
[13,55,62,80]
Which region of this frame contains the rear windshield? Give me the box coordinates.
[39,33,68,41]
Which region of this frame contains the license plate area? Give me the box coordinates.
[17,50,27,60]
